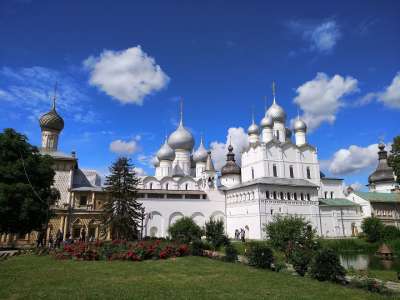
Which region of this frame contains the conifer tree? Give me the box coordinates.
[388,135,400,184]
[102,157,142,240]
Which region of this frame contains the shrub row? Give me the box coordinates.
[53,240,189,261]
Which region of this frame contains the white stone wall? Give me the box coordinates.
[139,189,226,238]
[320,179,345,199]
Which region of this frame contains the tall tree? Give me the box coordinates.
[388,135,400,184]
[102,157,142,240]
[0,128,56,235]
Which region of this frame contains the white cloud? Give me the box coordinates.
[307,21,341,53]
[379,72,400,108]
[355,72,400,109]
[327,143,380,175]
[293,73,358,131]
[210,127,248,171]
[349,182,363,191]
[288,20,341,53]
[109,139,140,155]
[84,46,170,105]
[134,167,146,176]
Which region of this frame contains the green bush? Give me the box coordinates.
[168,217,203,244]
[224,243,238,263]
[289,246,313,276]
[361,217,385,243]
[245,242,274,269]
[382,225,400,241]
[264,215,316,259]
[273,261,287,272]
[350,277,390,294]
[319,238,378,253]
[191,239,205,256]
[205,217,228,250]
[309,248,346,282]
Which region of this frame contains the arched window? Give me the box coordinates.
[266,191,270,199]
[306,167,311,179]
[149,183,153,190]
[324,191,327,199]
[280,192,284,200]
[273,165,277,177]
[330,191,334,199]
[307,193,310,201]
[287,192,291,200]
[289,165,294,178]
[294,193,297,200]
[301,193,304,201]
[166,183,169,190]
[273,191,277,199]
[251,167,255,180]
[185,183,188,190]
[276,130,280,140]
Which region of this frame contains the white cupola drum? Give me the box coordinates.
[260,112,274,143]
[39,87,64,152]
[156,136,175,177]
[193,136,208,178]
[267,81,286,143]
[293,116,307,146]
[168,100,194,176]
[247,114,260,145]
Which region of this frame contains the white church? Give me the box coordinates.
[10,83,400,248]
[139,86,364,239]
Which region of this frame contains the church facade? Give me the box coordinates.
[6,86,395,246]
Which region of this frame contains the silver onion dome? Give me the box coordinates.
[39,98,64,132]
[157,137,175,161]
[293,118,307,132]
[152,156,160,167]
[248,119,259,135]
[260,114,273,128]
[193,137,208,163]
[267,101,286,123]
[168,120,195,151]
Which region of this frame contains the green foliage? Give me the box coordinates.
[382,225,400,241]
[264,215,317,259]
[102,157,142,240]
[245,241,274,269]
[361,217,385,243]
[289,246,313,276]
[224,242,238,262]
[319,238,378,253]
[190,239,206,256]
[349,277,391,295]
[205,217,228,250]
[309,248,346,282]
[388,135,400,184]
[168,217,203,244]
[0,128,56,235]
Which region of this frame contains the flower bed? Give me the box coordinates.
[53,240,189,261]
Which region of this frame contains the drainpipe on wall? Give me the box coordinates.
[318,205,323,237]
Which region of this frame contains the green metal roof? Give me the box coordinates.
[319,198,359,207]
[354,191,400,203]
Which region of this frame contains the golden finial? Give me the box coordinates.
[272,81,276,104]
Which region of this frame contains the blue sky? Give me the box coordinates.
[0,0,399,189]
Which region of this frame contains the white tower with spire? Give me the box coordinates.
[293,114,307,146]
[168,100,195,176]
[202,151,217,190]
[260,98,274,143]
[267,82,286,143]
[247,113,260,145]
[193,136,208,178]
[156,136,175,178]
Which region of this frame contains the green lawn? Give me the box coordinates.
[0,255,395,300]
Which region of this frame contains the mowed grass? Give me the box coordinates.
[0,255,395,300]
